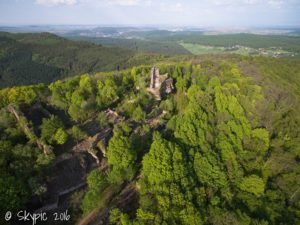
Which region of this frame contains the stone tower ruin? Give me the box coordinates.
[148,67,174,100]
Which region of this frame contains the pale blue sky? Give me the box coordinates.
[0,0,299,27]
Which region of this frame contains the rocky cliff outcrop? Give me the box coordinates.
[147,67,174,100]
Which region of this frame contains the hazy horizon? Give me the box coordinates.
[0,0,300,27]
[1,24,300,29]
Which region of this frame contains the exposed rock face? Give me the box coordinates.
[162,77,174,95]
[7,104,53,155]
[35,152,95,213]
[148,67,174,100]
[104,108,124,123]
[72,127,112,164]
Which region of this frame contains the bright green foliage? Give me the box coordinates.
[131,67,137,83]
[54,128,69,145]
[175,76,188,92]
[194,152,228,189]
[68,104,89,122]
[87,169,107,190]
[97,111,109,129]
[216,135,241,183]
[107,130,137,183]
[71,89,85,106]
[49,74,96,122]
[82,169,108,214]
[79,74,94,94]
[251,128,270,153]
[49,78,82,110]
[173,108,209,149]
[110,208,122,224]
[97,79,118,108]
[109,211,131,225]
[239,175,265,197]
[230,65,242,77]
[68,75,95,121]
[121,63,276,225]
[0,86,38,107]
[138,133,203,225]
[132,105,146,122]
[173,87,212,150]
[142,133,176,185]
[208,76,221,89]
[0,60,299,225]
[117,99,137,118]
[41,115,67,145]
[71,125,86,142]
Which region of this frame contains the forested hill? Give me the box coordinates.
[66,36,192,55]
[2,31,300,88]
[0,32,137,88]
[0,56,299,224]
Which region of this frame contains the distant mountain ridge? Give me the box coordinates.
[0,32,135,88]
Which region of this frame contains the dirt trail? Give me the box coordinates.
[77,177,139,225]
[77,209,99,225]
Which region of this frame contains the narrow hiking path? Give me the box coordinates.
[77,175,139,225]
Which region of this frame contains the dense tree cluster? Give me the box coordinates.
[0,85,44,108]
[82,169,108,214]
[0,108,51,212]
[49,70,140,122]
[107,123,137,183]
[0,32,137,88]
[41,115,68,145]
[107,63,300,224]
[0,58,299,224]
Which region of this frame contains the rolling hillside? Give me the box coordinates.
[66,36,191,55]
[64,31,300,57]
[0,32,136,88]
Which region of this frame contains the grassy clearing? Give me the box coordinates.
[179,42,226,55]
[180,42,298,58]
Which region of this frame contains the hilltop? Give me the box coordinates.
[0,55,299,224]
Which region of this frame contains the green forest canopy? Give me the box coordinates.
[0,55,299,224]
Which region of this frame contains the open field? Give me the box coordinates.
[180,42,298,57]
